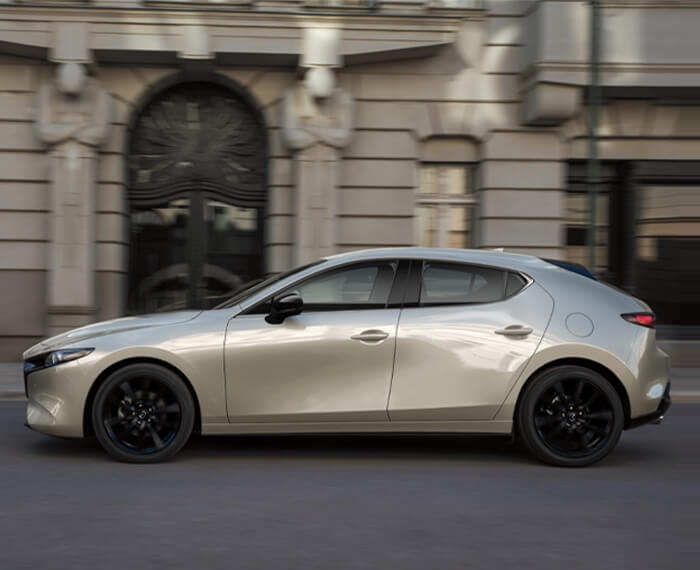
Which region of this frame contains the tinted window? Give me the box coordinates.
[420,263,507,305]
[506,272,527,297]
[273,261,398,311]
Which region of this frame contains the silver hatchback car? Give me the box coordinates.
[23,248,670,466]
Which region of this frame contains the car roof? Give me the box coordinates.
[322,247,550,274]
[231,247,620,313]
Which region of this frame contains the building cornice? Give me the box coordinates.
[0,2,484,20]
[0,4,475,65]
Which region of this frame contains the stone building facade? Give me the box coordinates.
[1,0,699,360]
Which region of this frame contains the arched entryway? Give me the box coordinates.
[127,81,267,313]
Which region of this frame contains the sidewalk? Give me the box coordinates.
[2,362,699,402]
[667,368,700,403]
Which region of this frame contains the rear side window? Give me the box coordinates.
[506,272,527,297]
[420,263,507,305]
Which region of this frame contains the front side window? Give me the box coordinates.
[420,262,514,305]
[296,266,377,304]
[293,262,397,309]
[415,165,476,249]
[250,261,398,313]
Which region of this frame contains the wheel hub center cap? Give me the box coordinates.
[567,412,577,422]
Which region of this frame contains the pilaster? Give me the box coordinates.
[477,131,565,258]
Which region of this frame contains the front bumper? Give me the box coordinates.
[24,360,91,438]
[627,382,671,429]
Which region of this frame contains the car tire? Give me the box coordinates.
[91,363,195,463]
[517,365,624,467]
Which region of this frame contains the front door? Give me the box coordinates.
[224,261,400,423]
[389,260,553,421]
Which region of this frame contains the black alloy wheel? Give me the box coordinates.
[517,365,624,467]
[92,363,195,463]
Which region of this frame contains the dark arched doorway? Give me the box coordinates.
[127,81,267,313]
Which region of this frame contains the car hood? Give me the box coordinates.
[22,311,202,360]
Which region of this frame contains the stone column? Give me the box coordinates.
[282,27,353,264]
[36,63,112,333]
[295,144,341,262]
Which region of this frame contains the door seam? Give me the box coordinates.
[385,308,403,420]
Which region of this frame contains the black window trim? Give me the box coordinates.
[403,259,533,308]
[387,259,412,308]
[243,258,403,315]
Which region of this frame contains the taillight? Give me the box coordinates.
[621,313,656,328]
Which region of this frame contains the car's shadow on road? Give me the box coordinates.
[27,431,534,465]
[181,433,534,465]
[179,433,672,467]
[25,431,670,468]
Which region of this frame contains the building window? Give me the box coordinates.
[634,163,700,329]
[566,161,700,331]
[415,165,476,248]
[565,162,614,278]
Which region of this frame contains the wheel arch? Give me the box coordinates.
[83,357,202,437]
[512,357,632,433]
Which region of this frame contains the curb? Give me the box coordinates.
[672,391,700,404]
[0,391,25,401]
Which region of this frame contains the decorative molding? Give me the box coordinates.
[304,0,378,10]
[47,305,97,315]
[523,83,582,127]
[426,0,485,10]
[144,0,253,6]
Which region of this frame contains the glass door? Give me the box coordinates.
[128,197,191,313]
[128,192,263,313]
[126,81,267,314]
[635,184,700,327]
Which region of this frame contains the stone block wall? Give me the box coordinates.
[1,0,698,358]
[479,131,564,258]
[0,57,49,359]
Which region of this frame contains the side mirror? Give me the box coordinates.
[265,292,303,325]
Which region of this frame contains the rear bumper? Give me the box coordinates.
[627,382,671,429]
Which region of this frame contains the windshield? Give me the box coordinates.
[214,261,323,309]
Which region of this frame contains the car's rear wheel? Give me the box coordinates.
[517,365,624,467]
[92,363,195,463]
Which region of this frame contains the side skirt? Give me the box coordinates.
[201,420,513,436]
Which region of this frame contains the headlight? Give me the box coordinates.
[44,348,94,368]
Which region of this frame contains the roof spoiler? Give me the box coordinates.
[541,259,596,280]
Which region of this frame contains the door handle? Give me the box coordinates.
[351,330,390,343]
[495,325,533,337]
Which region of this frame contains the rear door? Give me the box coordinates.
[388,260,553,421]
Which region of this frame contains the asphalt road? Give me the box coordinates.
[1,402,698,570]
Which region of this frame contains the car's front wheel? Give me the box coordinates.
[92,363,195,463]
[517,365,624,467]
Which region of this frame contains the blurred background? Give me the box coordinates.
[0,0,698,367]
